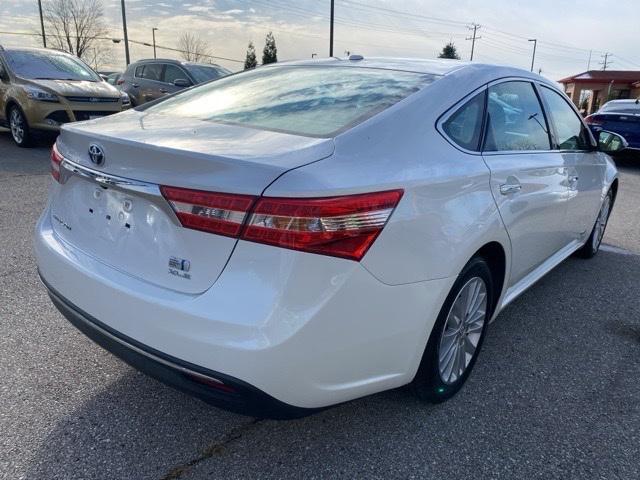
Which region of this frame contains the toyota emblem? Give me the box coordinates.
[88,144,105,166]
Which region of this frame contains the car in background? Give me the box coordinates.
[37,58,623,418]
[118,58,231,106]
[0,46,129,147]
[586,99,640,152]
[105,72,122,86]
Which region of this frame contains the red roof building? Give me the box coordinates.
[558,70,640,114]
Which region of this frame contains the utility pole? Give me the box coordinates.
[466,23,481,61]
[152,27,158,59]
[600,52,612,71]
[329,0,334,57]
[37,0,46,48]
[528,39,537,72]
[120,0,130,66]
[587,50,592,70]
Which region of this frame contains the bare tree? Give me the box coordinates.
[178,33,212,62]
[43,0,109,61]
[84,43,112,71]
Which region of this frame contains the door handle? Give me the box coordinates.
[131,83,139,88]
[159,88,168,93]
[499,183,522,195]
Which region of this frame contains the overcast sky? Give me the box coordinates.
[1,0,639,80]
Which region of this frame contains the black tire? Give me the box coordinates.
[412,256,494,403]
[575,189,613,259]
[8,105,32,147]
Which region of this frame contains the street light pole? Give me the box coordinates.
[37,0,47,48]
[528,38,537,72]
[152,27,158,59]
[329,0,334,57]
[120,0,130,66]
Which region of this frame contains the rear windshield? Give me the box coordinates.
[5,50,100,82]
[186,64,231,83]
[144,66,438,136]
[600,102,640,114]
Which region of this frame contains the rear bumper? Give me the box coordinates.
[35,202,452,410]
[43,275,315,419]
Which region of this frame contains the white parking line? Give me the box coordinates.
[600,243,638,256]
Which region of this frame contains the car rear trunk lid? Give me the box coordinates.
[49,112,334,294]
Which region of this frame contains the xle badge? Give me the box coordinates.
[168,256,191,279]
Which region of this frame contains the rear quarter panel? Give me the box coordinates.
[263,75,511,287]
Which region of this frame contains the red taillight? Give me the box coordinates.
[160,186,256,237]
[161,186,403,261]
[116,78,124,85]
[50,143,63,182]
[244,190,403,261]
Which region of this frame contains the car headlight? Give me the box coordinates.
[25,86,59,102]
[120,91,131,106]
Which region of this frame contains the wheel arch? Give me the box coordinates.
[610,177,619,204]
[5,98,25,122]
[472,241,507,317]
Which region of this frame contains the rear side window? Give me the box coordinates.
[134,65,144,78]
[163,64,190,84]
[139,64,163,81]
[442,91,486,151]
[540,86,592,150]
[484,81,550,152]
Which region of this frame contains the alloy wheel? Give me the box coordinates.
[592,194,611,251]
[438,276,487,385]
[9,108,25,144]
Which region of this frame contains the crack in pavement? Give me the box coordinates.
[159,418,263,480]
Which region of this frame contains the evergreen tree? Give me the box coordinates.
[262,31,278,64]
[244,41,257,70]
[438,42,461,60]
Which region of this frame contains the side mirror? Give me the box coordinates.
[173,78,191,88]
[597,130,628,153]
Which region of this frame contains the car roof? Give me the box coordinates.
[603,99,640,105]
[2,46,72,55]
[131,58,222,68]
[265,56,548,83]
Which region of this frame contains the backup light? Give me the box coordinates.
[160,186,256,238]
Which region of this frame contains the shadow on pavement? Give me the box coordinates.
[22,255,640,479]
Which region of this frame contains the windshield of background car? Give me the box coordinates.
[5,50,100,81]
[144,66,438,136]
[187,65,232,83]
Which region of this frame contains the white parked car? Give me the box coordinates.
[35,57,623,418]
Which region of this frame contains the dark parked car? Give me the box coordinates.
[586,99,640,152]
[119,59,231,105]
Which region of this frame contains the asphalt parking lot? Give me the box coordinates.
[1,129,639,480]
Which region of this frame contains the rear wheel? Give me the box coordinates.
[412,257,493,403]
[9,105,32,147]
[576,190,613,259]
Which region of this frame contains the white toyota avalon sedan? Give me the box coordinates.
[35,57,624,418]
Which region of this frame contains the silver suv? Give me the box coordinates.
[119,59,231,106]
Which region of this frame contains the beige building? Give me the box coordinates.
[559,70,640,115]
